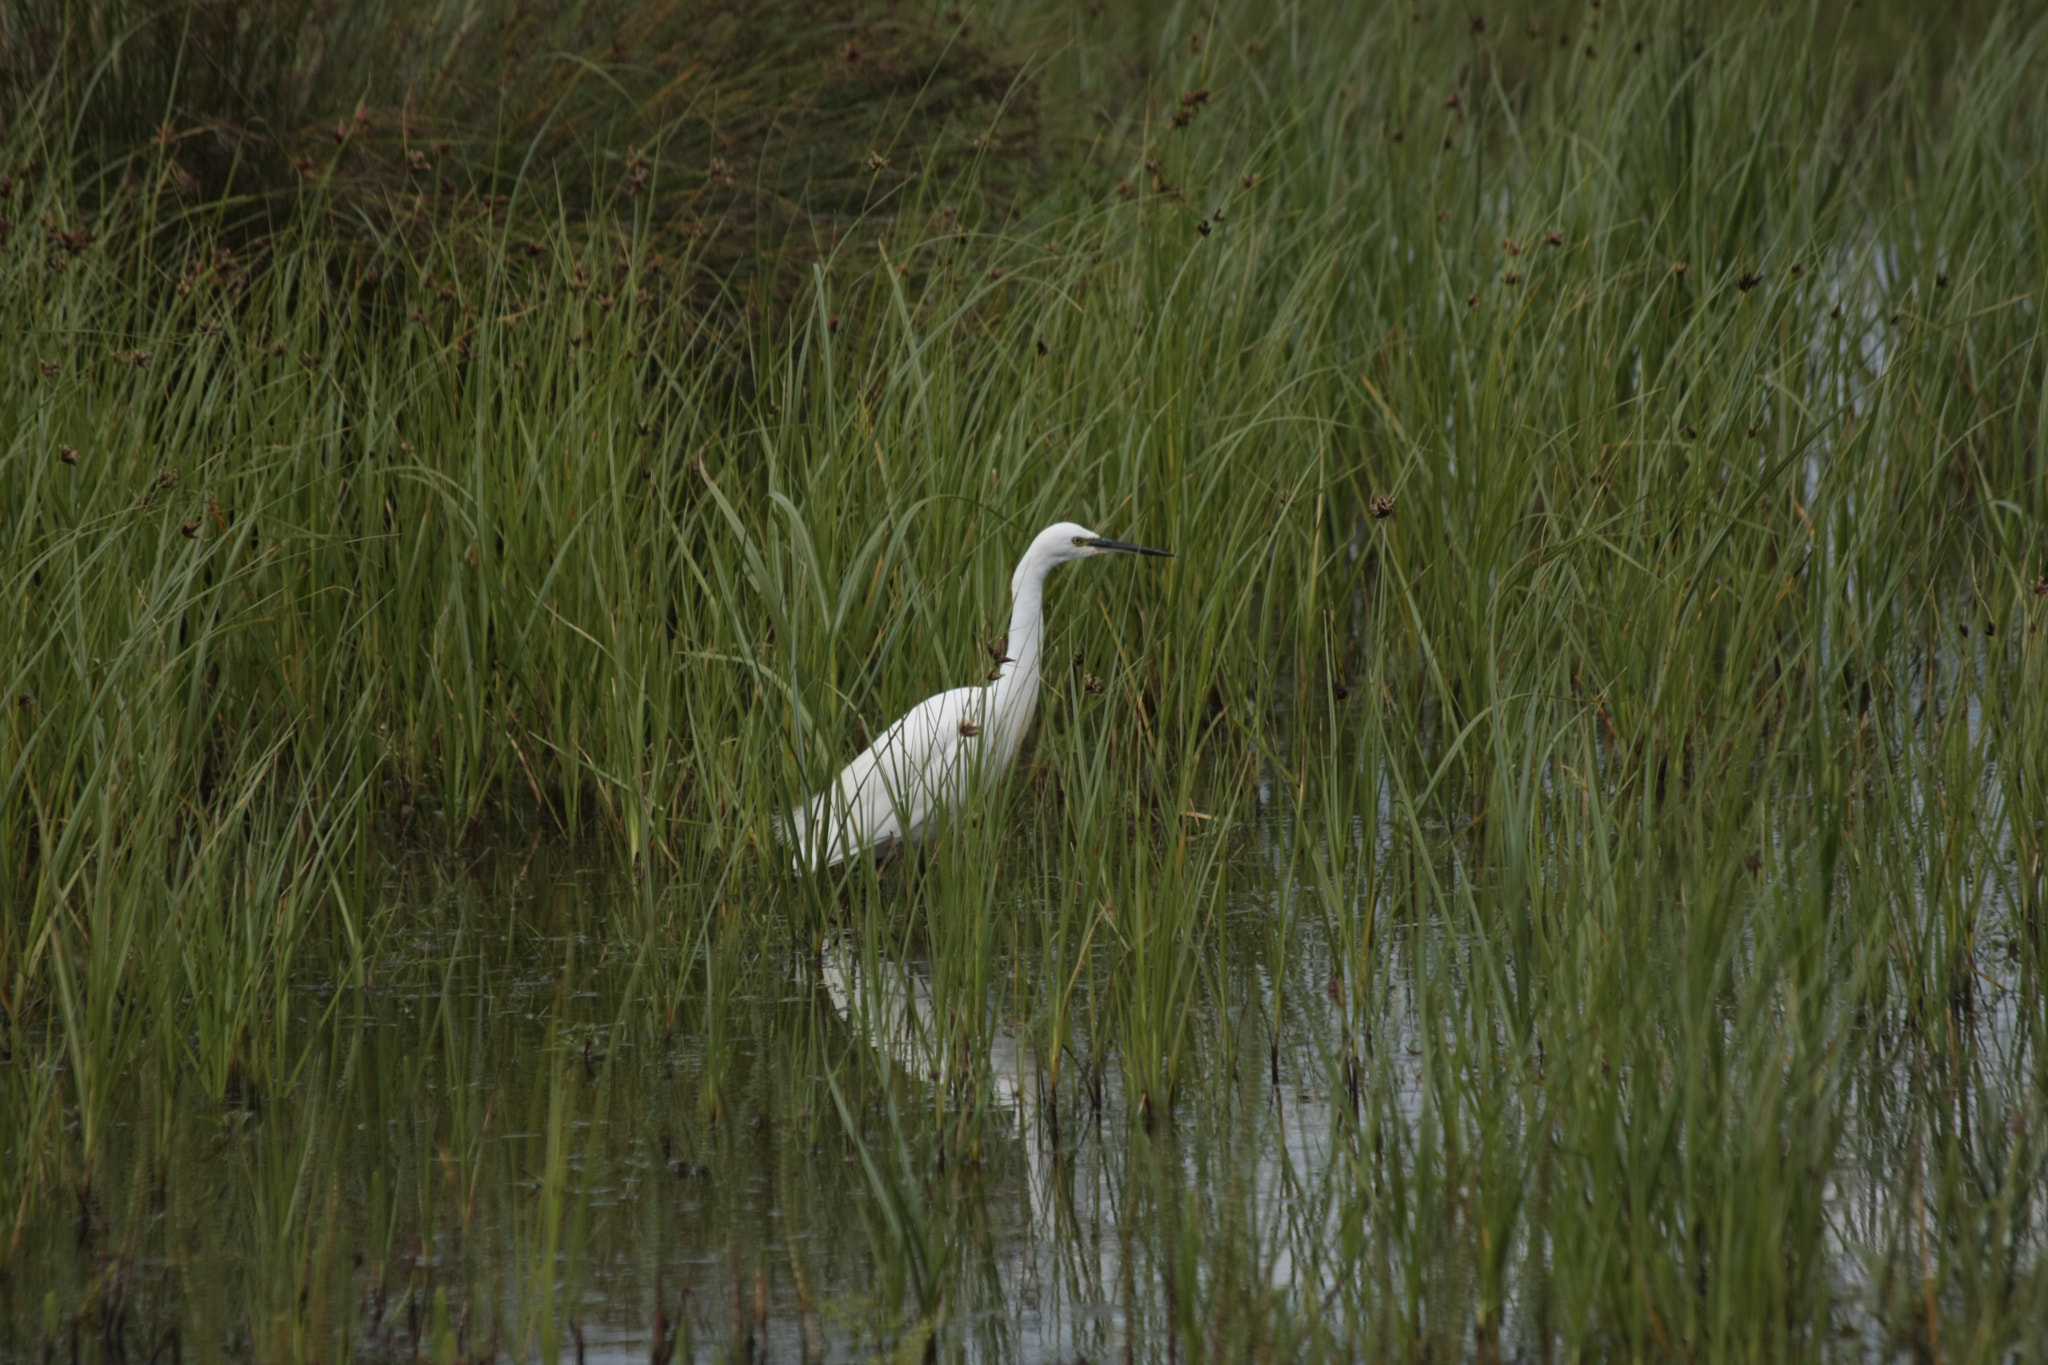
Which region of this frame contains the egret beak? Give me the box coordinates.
[1085,538,1172,557]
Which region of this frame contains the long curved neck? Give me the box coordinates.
[985,545,1056,752]
[1003,563,1048,682]
[978,539,1064,763]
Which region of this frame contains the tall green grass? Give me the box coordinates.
[4,0,2047,1358]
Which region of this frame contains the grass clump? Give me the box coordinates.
[4,0,1042,304]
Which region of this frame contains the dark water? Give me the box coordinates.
[1,841,1306,1364]
[6,788,2044,1363]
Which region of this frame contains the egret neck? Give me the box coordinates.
[982,540,1055,765]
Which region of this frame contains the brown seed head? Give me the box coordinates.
[1368,493,1396,520]
[59,444,78,465]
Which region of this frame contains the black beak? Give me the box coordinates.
[1085,538,1173,557]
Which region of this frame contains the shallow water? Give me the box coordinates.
[5,762,2044,1365]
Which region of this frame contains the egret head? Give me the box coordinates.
[1018,521,1171,590]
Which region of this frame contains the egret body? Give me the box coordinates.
[782,521,1169,869]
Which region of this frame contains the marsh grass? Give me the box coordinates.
[5,0,2048,1358]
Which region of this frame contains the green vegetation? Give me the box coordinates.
[4,0,2046,1358]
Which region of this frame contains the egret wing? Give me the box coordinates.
[783,685,985,869]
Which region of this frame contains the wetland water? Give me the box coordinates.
[8,763,2042,1363]
[12,834,1347,1365]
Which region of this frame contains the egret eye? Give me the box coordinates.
[1072,536,1090,547]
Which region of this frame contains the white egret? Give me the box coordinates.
[781,521,1170,870]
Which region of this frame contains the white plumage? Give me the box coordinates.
[781,520,1169,870]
